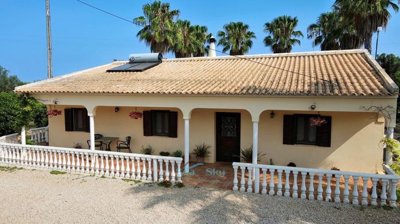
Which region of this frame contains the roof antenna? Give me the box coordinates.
[46,0,53,79]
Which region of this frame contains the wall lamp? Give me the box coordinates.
[270,111,275,118]
[310,104,316,110]
[114,107,120,112]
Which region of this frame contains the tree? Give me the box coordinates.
[217,22,256,55]
[376,53,400,121]
[133,1,180,53]
[0,66,24,92]
[172,20,209,58]
[0,66,48,135]
[263,16,303,53]
[307,12,362,50]
[334,0,399,53]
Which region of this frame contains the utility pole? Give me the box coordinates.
[46,0,53,79]
[375,27,383,60]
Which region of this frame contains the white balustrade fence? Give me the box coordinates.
[0,133,19,144]
[0,143,182,183]
[233,162,399,207]
[30,127,49,144]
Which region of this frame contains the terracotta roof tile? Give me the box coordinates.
[15,50,398,97]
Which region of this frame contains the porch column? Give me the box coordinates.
[184,118,190,173]
[385,127,395,164]
[21,126,26,145]
[88,113,95,151]
[252,121,259,164]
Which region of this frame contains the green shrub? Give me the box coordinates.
[141,145,153,155]
[159,151,170,156]
[240,146,265,163]
[172,150,183,158]
[193,143,211,158]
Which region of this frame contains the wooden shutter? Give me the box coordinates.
[64,109,73,131]
[283,115,295,145]
[83,109,90,132]
[168,111,178,138]
[143,111,153,136]
[316,116,332,147]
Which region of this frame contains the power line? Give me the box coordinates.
[75,0,346,84]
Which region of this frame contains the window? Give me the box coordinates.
[143,110,178,138]
[283,114,331,147]
[64,108,90,132]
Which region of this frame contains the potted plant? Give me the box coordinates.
[172,150,183,158]
[240,146,266,163]
[380,137,400,165]
[141,145,153,155]
[193,143,211,163]
[73,143,82,149]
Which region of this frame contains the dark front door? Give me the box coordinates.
[216,112,241,162]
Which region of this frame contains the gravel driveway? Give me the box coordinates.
[0,168,399,224]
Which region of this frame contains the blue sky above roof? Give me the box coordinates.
[0,0,399,82]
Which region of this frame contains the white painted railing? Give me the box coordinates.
[233,162,400,207]
[30,126,49,144]
[0,133,19,144]
[0,143,182,183]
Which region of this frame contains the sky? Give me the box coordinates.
[0,0,399,82]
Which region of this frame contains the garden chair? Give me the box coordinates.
[116,136,132,153]
[87,140,106,150]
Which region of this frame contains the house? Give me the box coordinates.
[14,49,398,174]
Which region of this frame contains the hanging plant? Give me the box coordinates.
[309,116,326,127]
[47,109,62,117]
[129,111,142,119]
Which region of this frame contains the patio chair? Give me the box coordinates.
[87,140,105,150]
[116,136,132,153]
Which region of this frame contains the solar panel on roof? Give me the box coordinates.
[106,62,160,72]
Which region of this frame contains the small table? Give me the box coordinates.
[97,137,119,151]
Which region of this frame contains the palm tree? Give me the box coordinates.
[172,20,208,58]
[264,16,303,53]
[133,1,180,53]
[334,0,399,53]
[217,22,256,55]
[307,12,362,50]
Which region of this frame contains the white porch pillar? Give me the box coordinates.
[184,118,190,173]
[21,126,26,145]
[88,113,95,151]
[252,121,259,164]
[385,127,395,164]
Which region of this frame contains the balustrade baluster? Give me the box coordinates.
[233,165,239,191]
[361,177,368,206]
[370,178,378,206]
[247,167,253,193]
[301,172,307,199]
[153,159,158,182]
[125,157,130,178]
[70,152,75,171]
[142,158,147,180]
[317,173,323,201]
[352,176,359,205]
[110,155,115,177]
[136,157,141,180]
[120,156,125,177]
[240,166,245,192]
[284,170,290,197]
[115,155,120,177]
[261,168,267,194]
[277,169,283,196]
[334,174,341,202]
[164,160,169,181]
[325,174,332,202]
[176,160,182,183]
[309,172,315,200]
[158,159,163,182]
[169,160,175,183]
[293,171,299,198]
[381,179,388,206]
[62,151,67,170]
[105,155,109,176]
[390,179,398,207]
[269,168,275,195]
